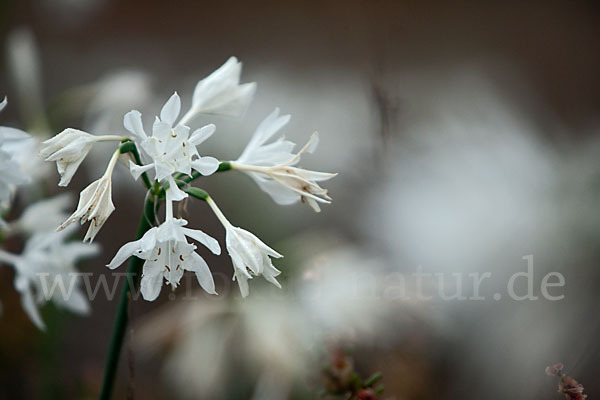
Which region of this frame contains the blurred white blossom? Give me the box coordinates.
[135,241,404,399]
[0,227,99,330]
[10,193,72,235]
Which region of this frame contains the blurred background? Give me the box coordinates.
[1,0,600,399]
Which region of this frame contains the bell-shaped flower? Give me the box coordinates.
[207,197,282,297]
[107,209,221,301]
[232,108,337,212]
[0,227,99,330]
[58,149,120,242]
[40,128,123,186]
[178,57,256,125]
[124,92,220,191]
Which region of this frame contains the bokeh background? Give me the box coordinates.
[1,0,600,399]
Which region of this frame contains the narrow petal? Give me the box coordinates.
[107,236,148,269]
[233,269,250,298]
[57,157,86,187]
[182,227,221,255]
[189,252,217,294]
[189,124,216,146]
[165,176,188,202]
[123,110,147,140]
[237,109,290,163]
[17,278,45,330]
[250,173,300,205]
[140,271,164,301]
[129,160,154,181]
[160,92,181,126]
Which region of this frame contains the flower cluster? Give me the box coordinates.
[0,99,98,329]
[41,57,336,300]
[546,363,588,400]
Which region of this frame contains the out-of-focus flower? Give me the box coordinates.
[107,199,220,301]
[84,70,153,132]
[546,363,588,400]
[6,28,49,134]
[0,146,29,205]
[9,193,72,235]
[135,240,407,399]
[206,196,282,297]
[40,128,122,186]
[57,149,120,242]
[232,108,336,212]
[0,97,32,206]
[124,92,219,192]
[546,363,565,376]
[0,227,99,330]
[178,57,256,124]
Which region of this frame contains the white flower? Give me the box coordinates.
[107,199,221,301]
[58,149,119,242]
[0,97,31,205]
[124,92,219,197]
[0,227,99,330]
[206,197,282,297]
[232,108,337,212]
[40,128,123,186]
[0,146,29,205]
[9,193,72,235]
[178,57,256,125]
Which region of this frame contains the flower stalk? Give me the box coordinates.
[98,195,156,400]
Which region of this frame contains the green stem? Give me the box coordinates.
[98,196,156,400]
[184,187,209,201]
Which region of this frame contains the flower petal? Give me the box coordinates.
[237,108,290,163]
[191,156,219,176]
[165,176,188,202]
[123,110,147,140]
[160,92,181,126]
[181,227,221,255]
[129,160,154,181]
[189,124,216,146]
[189,252,217,294]
[106,229,157,269]
[16,276,45,330]
[140,270,164,301]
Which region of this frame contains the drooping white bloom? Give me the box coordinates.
[107,199,220,301]
[58,149,119,242]
[0,146,29,205]
[9,193,72,235]
[124,92,219,196]
[0,97,31,206]
[206,197,282,297]
[40,128,123,186]
[0,227,99,330]
[178,57,256,125]
[232,108,337,212]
